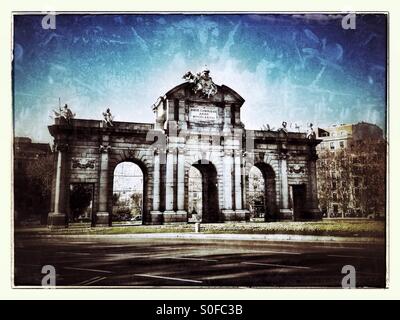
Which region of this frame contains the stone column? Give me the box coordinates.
[242,157,248,209]
[95,144,111,227]
[222,149,235,220]
[279,151,292,219]
[176,146,187,219]
[234,150,242,210]
[48,143,68,228]
[164,147,176,221]
[308,149,321,219]
[150,150,162,224]
[234,150,247,220]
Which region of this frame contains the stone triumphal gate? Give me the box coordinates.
[47,70,321,227]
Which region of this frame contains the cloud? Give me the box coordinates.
[13,14,387,142]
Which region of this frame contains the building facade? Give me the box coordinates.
[47,71,322,227]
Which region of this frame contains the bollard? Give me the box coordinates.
[194,222,201,233]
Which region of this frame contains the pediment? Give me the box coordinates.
[165,82,245,107]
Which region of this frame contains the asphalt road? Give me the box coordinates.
[14,235,386,288]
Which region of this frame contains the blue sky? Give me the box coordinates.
[13,13,387,142]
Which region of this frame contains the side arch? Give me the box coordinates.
[108,148,154,224]
[245,159,279,221]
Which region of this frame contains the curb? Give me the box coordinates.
[17,232,385,244]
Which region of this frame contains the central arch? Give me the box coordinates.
[188,160,219,223]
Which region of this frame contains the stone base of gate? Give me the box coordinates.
[309,208,323,220]
[95,212,110,227]
[235,209,250,221]
[221,209,248,221]
[149,211,163,224]
[163,210,188,223]
[47,212,67,228]
[279,208,293,220]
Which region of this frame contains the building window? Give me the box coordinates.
[333,204,339,214]
[354,177,360,188]
[330,142,335,150]
[339,141,345,148]
[332,193,337,201]
[332,181,337,190]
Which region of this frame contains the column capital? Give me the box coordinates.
[224,149,233,157]
[178,146,186,154]
[154,147,167,155]
[279,151,289,160]
[99,144,112,153]
[55,142,69,152]
[234,150,242,157]
[167,147,177,155]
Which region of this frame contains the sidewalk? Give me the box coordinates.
[21,232,385,244]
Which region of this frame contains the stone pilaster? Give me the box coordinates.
[164,147,176,217]
[176,146,187,216]
[223,105,232,131]
[279,150,292,219]
[149,149,162,224]
[222,149,235,221]
[95,143,111,227]
[234,150,242,210]
[48,142,68,228]
[234,150,248,220]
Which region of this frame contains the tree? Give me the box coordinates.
[317,138,386,218]
[112,193,120,206]
[23,154,54,223]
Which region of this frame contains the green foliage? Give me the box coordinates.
[25,154,54,198]
[317,138,386,218]
[112,193,120,206]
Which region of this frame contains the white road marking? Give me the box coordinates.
[134,274,203,284]
[63,266,112,274]
[57,252,91,256]
[241,262,311,270]
[167,257,218,262]
[251,250,301,255]
[77,276,107,285]
[311,245,367,250]
[327,254,377,259]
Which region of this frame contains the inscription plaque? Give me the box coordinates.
[189,105,220,123]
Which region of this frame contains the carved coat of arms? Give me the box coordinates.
[72,158,96,169]
[288,164,305,175]
[183,68,218,98]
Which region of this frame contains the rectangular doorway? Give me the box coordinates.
[69,183,94,223]
[291,184,306,221]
